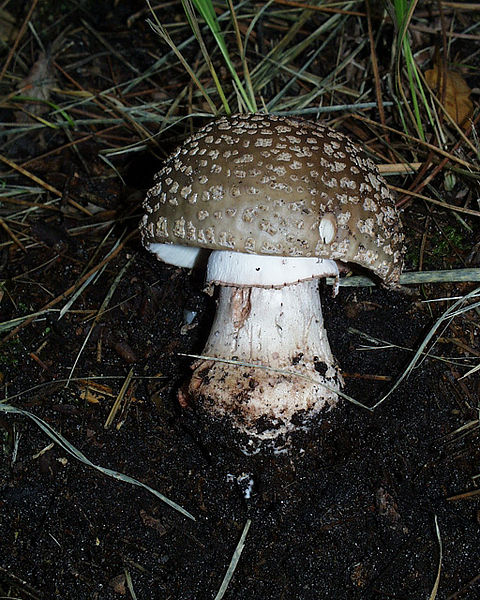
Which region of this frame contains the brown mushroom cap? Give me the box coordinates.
[140,113,404,284]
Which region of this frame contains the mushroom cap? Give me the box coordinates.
[140,113,404,285]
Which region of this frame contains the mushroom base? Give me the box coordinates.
[188,281,341,441]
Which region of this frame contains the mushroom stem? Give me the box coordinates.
[189,280,341,440]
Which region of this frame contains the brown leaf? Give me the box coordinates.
[15,53,57,124]
[108,574,126,595]
[425,66,474,128]
[77,380,114,404]
[17,53,56,102]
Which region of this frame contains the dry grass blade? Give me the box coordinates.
[251,4,353,96]
[1,376,165,406]
[0,310,50,333]
[353,115,477,170]
[372,286,480,409]
[0,0,40,82]
[181,0,231,113]
[458,362,480,380]
[104,367,135,429]
[389,185,480,218]
[447,489,480,501]
[146,1,217,114]
[0,565,41,600]
[271,0,365,16]
[327,268,480,287]
[186,0,256,112]
[0,403,195,521]
[0,230,137,346]
[365,0,387,140]
[214,519,251,600]
[66,252,136,384]
[0,152,92,215]
[350,327,478,369]
[226,0,256,110]
[428,515,443,600]
[125,569,138,600]
[0,216,26,252]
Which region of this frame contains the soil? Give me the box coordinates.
[1,249,479,599]
[1,2,480,599]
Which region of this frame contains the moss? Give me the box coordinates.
[430,225,469,258]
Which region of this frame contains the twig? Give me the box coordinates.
[0,153,92,216]
[0,0,40,82]
[104,367,135,429]
[0,217,26,252]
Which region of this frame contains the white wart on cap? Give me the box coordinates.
[140,113,404,285]
[140,114,405,444]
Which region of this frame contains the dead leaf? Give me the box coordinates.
[108,574,126,596]
[425,66,474,128]
[77,380,114,404]
[15,52,57,123]
[80,388,103,404]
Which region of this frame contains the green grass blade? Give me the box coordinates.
[188,0,256,112]
[391,0,435,139]
[12,95,75,128]
[225,0,257,111]
[146,0,217,114]
[181,0,231,113]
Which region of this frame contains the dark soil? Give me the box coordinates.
[1,249,479,599]
[1,1,480,599]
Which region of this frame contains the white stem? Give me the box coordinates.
[189,280,341,440]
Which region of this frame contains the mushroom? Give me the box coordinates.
[140,113,404,442]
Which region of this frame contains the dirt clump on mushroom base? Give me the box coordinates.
[189,361,338,447]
